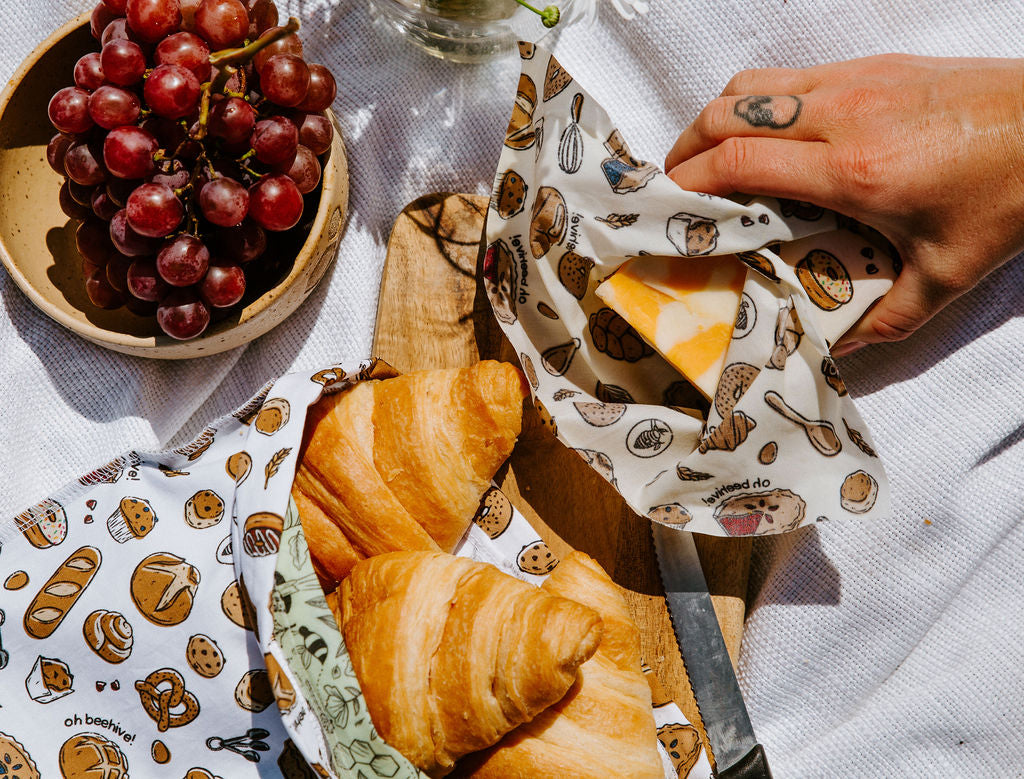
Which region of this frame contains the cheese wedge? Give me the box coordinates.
[594,254,746,400]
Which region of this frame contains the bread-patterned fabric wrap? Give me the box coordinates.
[484,45,894,535]
[0,358,705,778]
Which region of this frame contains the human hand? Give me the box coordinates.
[664,55,1024,355]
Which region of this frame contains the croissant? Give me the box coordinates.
[294,361,528,588]
[454,551,663,779]
[339,551,603,777]
[697,410,756,453]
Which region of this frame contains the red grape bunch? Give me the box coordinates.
[48,0,338,340]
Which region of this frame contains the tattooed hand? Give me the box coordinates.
[664,55,1024,354]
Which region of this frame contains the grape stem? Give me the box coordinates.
[209,17,301,69]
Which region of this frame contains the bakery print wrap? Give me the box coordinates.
[483,44,896,535]
[0,358,707,779]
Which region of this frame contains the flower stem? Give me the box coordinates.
[512,0,560,26]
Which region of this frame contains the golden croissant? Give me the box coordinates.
[454,551,663,778]
[698,410,756,453]
[339,551,604,777]
[293,361,528,588]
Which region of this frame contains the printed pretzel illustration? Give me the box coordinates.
[135,667,200,731]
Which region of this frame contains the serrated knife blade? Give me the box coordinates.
[651,522,772,779]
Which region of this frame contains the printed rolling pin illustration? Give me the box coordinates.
[558,93,584,174]
[764,390,843,456]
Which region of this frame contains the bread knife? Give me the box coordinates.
[651,522,772,779]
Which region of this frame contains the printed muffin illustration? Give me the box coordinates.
[647,504,692,526]
[243,512,284,557]
[529,186,568,258]
[234,669,275,713]
[23,546,102,639]
[221,578,258,631]
[494,169,528,219]
[83,610,134,664]
[715,362,761,418]
[131,552,201,627]
[5,570,28,590]
[518,540,559,575]
[658,722,703,778]
[107,496,158,543]
[736,250,780,282]
[483,239,518,325]
[541,338,580,376]
[768,305,803,370]
[574,448,618,489]
[225,451,252,485]
[698,411,757,453]
[542,54,572,101]
[557,250,595,300]
[574,401,626,427]
[589,307,655,362]
[16,499,67,549]
[796,249,853,310]
[255,398,291,435]
[59,733,128,779]
[184,489,225,530]
[759,441,779,465]
[667,212,719,256]
[473,487,514,539]
[840,470,879,514]
[714,488,807,535]
[821,356,848,396]
[505,74,538,150]
[24,654,74,703]
[0,731,39,779]
[186,634,225,679]
[263,652,296,713]
[135,668,200,731]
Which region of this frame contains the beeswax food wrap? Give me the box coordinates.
[484,45,897,536]
[0,358,705,779]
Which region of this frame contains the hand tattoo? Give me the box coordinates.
[734,95,802,129]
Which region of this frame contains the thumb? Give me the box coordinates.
[831,264,956,356]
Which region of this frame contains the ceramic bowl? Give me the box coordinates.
[0,13,349,359]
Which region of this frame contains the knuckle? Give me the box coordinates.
[830,144,884,200]
[833,86,882,120]
[712,136,755,187]
[870,311,919,342]
[723,68,763,95]
[696,98,733,139]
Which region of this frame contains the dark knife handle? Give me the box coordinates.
[715,744,773,779]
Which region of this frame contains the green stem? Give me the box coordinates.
[512,0,560,26]
[209,17,301,68]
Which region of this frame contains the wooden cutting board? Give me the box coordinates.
[372,192,753,761]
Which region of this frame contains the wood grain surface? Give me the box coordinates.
[373,192,753,763]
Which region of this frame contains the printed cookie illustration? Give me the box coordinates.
[505,74,538,150]
[184,489,225,529]
[5,570,28,590]
[473,487,514,539]
[596,381,635,404]
[542,54,571,101]
[151,740,171,764]
[255,398,291,435]
[16,499,67,549]
[518,541,559,575]
[59,733,127,779]
[601,129,658,194]
[24,654,74,703]
[759,441,779,465]
[821,356,848,396]
[520,352,539,390]
[494,169,527,219]
[226,451,252,485]
[796,249,852,310]
[243,512,284,557]
[530,186,568,258]
[768,305,803,370]
[667,212,719,256]
[574,448,618,489]
[698,411,757,453]
[264,652,296,713]
[676,465,713,481]
[221,579,258,631]
[131,552,200,627]
[714,488,807,535]
[483,239,518,325]
[0,731,39,779]
[186,634,224,678]
[589,307,655,362]
[715,362,760,418]
[135,668,200,731]
[541,338,580,376]
[736,251,781,282]
[83,610,134,664]
[778,198,824,221]
[627,419,673,457]
[23,546,101,639]
[840,470,879,514]
[107,496,157,543]
[557,250,594,300]
[764,391,843,457]
[657,722,703,778]
[234,669,274,713]
[574,401,626,427]
[843,418,878,457]
[647,504,692,526]
[558,93,584,174]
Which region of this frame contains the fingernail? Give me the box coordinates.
[831,341,865,358]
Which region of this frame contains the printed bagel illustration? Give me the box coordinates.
[714,488,807,535]
[483,239,518,325]
[505,74,539,150]
[667,212,719,256]
[736,251,780,282]
[242,512,284,557]
[796,249,853,310]
[0,731,39,779]
[135,668,200,731]
[16,499,67,549]
[517,540,559,575]
[130,552,200,627]
[494,169,528,219]
[715,362,761,418]
[589,307,655,362]
[185,489,225,529]
[23,546,102,639]
[647,504,692,526]
[59,732,127,779]
[557,250,595,300]
[473,487,514,539]
[529,186,568,258]
[83,610,134,664]
[106,496,158,543]
[254,398,291,435]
